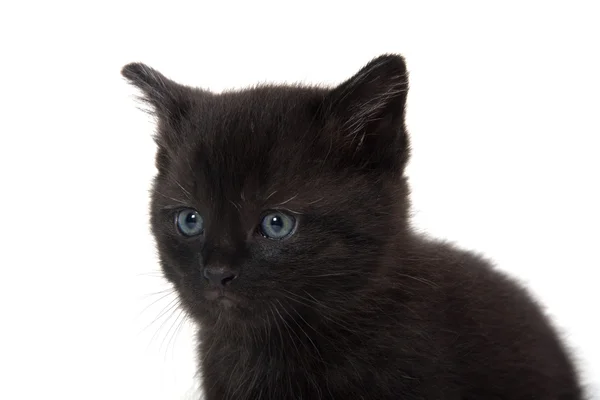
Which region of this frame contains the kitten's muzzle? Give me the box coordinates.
[203,265,238,288]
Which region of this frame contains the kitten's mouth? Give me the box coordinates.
[204,288,240,308]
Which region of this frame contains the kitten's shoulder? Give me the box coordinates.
[393,235,540,314]
[401,235,516,288]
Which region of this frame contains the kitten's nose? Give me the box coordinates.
[203,266,238,287]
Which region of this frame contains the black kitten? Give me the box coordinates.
[122,55,583,399]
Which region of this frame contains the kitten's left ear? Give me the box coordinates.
[324,54,410,170]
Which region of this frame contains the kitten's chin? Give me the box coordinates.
[204,288,242,309]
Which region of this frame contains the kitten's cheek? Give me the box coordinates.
[160,260,187,279]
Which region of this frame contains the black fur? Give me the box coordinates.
[123,55,583,399]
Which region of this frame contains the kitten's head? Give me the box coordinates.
[123,55,411,326]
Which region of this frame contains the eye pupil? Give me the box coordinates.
[186,213,197,226]
[269,216,283,232]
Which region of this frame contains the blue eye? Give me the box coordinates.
[260,211,296,240]
[176,208,204,237]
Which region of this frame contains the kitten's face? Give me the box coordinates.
[123,55,410,325]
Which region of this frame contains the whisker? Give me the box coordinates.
[276,299,324,363]
[272,302,302,358]
[395,272,440,289]
[142,296,180,334]
[154,190,188,205]
[172,179,192,199]
[307,197,324,205]
[136,271,166,278]
[265,190,278,200]
[138,289,176,317]
[285,208,304,215]
[280,289,358,333]
[146,298,182,353]
[276,193,298,206]
[302,272,351,278]
[228,199,242,212]
[269,304,285,348]
[141,287,176,298]
[162,307,187,361]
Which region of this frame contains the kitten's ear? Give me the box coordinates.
[324,54,410,170]
[122,63,199,170]
[121,63,187,118]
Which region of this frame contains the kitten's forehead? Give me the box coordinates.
[204,85,325,137]
[177,87,328,198]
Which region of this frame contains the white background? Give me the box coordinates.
[0,1,598,399]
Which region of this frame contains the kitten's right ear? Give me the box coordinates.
[121,63,185,118]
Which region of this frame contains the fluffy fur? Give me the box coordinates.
[123,54,583,399]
